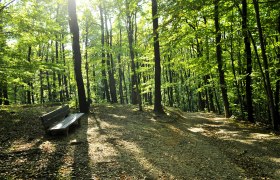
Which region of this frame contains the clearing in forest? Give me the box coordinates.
[1,104,280,179]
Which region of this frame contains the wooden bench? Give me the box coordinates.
[40,105,84,136]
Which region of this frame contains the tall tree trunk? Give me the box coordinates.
[252,0,278,130]
[3,81,8,105]
[242,0,254,122]
[27,46,32,104]
[167,55,174,107]
[0,82,2,105]
[62,41,70,101]
[99,5,111,102]
[46,43,52,102]
[118,27,124,104]
[39,44,44,104]
[125,0,138,105]
[51,41,57,101]
[84,17,91,104]
[68,0,88,113]
[152,0,164,114]
[55,38,63,102]
[105,14,117,103]
[275,15,280,124]
[214,0,231,118]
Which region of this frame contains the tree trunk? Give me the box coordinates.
[99,5,111,102]
[252,0,278,130]
[275,15,280,124]
[214,0,231,118]
[242,0,254,122]
[125,0,138,105]
[62,41,70,101]
[84,18,91,104]
[118,27,124,104]
[27,46,32,104]
[105,15,117,103]
[68,0,88,113]
[55,38,63,102]
[152,0,164,114]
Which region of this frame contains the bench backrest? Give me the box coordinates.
[40,105,70,130]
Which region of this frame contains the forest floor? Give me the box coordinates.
[1,104,280,179]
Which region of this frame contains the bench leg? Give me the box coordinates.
[78,118,81,127]
[65,128,69,137]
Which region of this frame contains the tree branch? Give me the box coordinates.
[0,0,16,12]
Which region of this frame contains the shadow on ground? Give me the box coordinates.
[1,104,280,179]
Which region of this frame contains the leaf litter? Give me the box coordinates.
[1,104,280,179]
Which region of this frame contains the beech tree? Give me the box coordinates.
[68,0,88,113]
[152,0,163,114]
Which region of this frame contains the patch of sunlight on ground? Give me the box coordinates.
[166,124,185,135]
[216,129,239,135]
[233,139,255,145]
[8,138,40,152]
[97,120,121,130]
[270,157,280,163]
[118,140,174,178]
[250,133,274,139]
[188,127,205,133]
[213,117,227,121]
[39,140,56,153]
[108,114,126,119]
[89,142,119,163]
[58,145,74,178]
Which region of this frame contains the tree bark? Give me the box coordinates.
[62,41,70,101]
[125,0,138,105]
[84,17,91,104]
[252,0,278,130]
[68,0,88,113]
[105,14,117,103]
[27,46,32,104]
[214,0,231,118]
[275,15,280,124]
[99,5,111,102]
[242,0,254,122]
[152,0,164,114]
[118,27,124,104]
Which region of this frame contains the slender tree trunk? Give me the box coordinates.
[152,0,164,114]
[125,0,138,105]
[242,0,254,122]
[55,38,63,102]
[0,82,2,105]
[51,42,57,101]
[39,45,44,104]
[118,27,124,104]
[84,18,91,104]
[167,56,174,107]
[252,0,278,130]
[44,43,52,102]
[275,15,280,124]
[214,0,231,118]
[105,15,117,103]
[62,41,70,101]
[68,0,88,113]
[3,81,8,105]
[99,5,111,102]
[27,46,32,104]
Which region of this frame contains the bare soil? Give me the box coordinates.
[1,104,280,179]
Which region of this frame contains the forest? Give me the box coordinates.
[0,0,280,128]
[1,0,280,179]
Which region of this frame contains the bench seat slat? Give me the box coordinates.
[50,113,84,130]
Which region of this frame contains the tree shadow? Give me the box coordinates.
[90,104,280,179]
[71,114,92,179]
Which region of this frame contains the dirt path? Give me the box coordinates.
[1,104,280,179]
